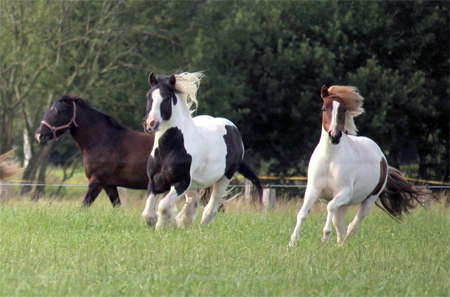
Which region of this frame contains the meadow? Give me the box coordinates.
[0,194,448,296]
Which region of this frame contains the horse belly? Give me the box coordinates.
[186,117,232,189]
[189,152,228,190]
[350,164,384,204]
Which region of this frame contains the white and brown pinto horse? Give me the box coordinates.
[288,85,424,246]
[142,72,262,229]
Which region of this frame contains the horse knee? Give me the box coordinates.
[296,210,309,223]
[327,202,338,214]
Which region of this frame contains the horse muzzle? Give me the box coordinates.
[143,119,160,134]
[328,130,342,145]
[35,132,50,145]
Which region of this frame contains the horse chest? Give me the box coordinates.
[147,127,192,195]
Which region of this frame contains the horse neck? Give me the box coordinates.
[157,101,194,138]
[69,104,113,150]
[318,127,348,156]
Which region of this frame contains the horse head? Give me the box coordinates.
[143,72,203,134]
[321,85,347,145]
[143,73,178,134]
[35,95,79,145]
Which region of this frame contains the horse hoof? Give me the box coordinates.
[142,214,157,226]
[320,238,332,247]
[287,241,297,248]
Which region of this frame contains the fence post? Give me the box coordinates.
[244,180,252,205]
[423,188,432,209]
[263,188,276,210]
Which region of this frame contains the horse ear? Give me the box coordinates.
[169,74,176,87]
[148,73,158,86]
[321,85,329,98]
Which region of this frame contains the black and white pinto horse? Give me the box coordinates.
[142,72,262,229]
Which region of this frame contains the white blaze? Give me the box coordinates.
[146,89,163,128]
[329,101,340,137]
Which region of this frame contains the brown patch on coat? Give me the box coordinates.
[368,158,388,198]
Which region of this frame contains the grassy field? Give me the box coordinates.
[0,196,449,296]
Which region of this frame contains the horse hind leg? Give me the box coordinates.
[82,179,103,207]
[176,190,199,228]
[201,176,230,225]
[344,196,377,241]
[104,186,121,207]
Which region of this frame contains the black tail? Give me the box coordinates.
[376,167,425,221]
[238,162,263,204]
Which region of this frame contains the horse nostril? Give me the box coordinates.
[149,120,156,128]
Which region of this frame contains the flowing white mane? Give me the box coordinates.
[174,72,204,113]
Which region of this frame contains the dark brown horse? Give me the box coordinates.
[35,95,154,207]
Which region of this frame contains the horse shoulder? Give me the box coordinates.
[148,127,192,194]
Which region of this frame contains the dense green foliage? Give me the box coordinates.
[0,200,448,296]
[1,1,448,187]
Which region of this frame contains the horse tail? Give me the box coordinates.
[376,166,425,221]
[238,162,263,204]
[0,149,22,180]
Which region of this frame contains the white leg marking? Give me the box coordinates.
[288,187,321,247]
[142,193,163,226]
[156,187,184,230]
[176,190,199,228]
[201,176,230,225]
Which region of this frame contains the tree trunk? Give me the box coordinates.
[20,143,53,196]
[32,148,52,200]
[0,111,14,154]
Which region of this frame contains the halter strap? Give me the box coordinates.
[40,101,79,141]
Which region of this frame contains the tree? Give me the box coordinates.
[188,0,449,181]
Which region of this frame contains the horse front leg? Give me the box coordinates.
[82,179,103,207]
[288,187,321,247]
[156,186,185,230]
[322,189,352,244]
[142,192,163,226]
[332,205,348,244]
[104,186,121,207]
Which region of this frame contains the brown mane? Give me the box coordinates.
[327,86,364,116]
[323,85,365,135]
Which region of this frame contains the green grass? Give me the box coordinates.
[0,199,449,296]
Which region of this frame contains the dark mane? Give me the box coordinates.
[57,95,128,131]
[151,75,182,94]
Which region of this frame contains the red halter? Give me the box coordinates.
[40,101,79,141]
